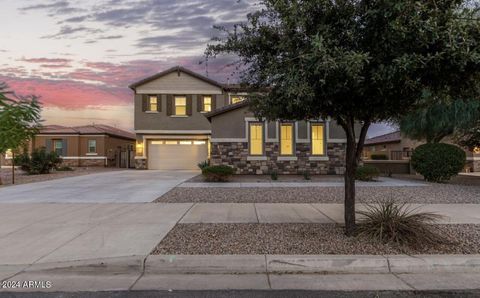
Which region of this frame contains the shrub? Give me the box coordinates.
[202,165,234,182]
[303,170,311,180]
[411,143,465,182]
[356,200,445,247]
[14,147,62,175]
[355,165,380,181]
[197,160,209,170]
[270,170,278,180]
[371,154,388,160]
[56,165,74,171]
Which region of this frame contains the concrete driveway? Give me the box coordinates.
[0,170,198,203]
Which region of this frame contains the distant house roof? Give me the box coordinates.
[38,124,135,140]
[204,100,250,121]
[365,131,401,145]
[128,66,225,90]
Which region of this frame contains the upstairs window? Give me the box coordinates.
[175,96,187,115]
[149,95,158,111]
[311,123,325,155]
[280,123,294,155]
[249,123,264,155]
[203,96,212,112]
[53,139,63,156]
[88,140,97,153]
[231,95,245,104]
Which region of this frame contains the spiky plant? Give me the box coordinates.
[356,200,445,247]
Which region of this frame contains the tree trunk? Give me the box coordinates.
[12,151,15,185]
[340,118,371,236]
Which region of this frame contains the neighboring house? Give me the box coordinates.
[363,130,480,172]
[1,125,135,168]
[130,66,359,174]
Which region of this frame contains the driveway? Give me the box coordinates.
[0,170,198,203]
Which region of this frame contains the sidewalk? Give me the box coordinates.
[180,203,480,224]
[2,254,480,292]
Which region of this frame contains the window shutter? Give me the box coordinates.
[212,95,217,111]
[45,139,52,152]
[142,95,148,112]
[197,95,203,112]
[156,95,162,112]
[62,139,68,156]
[166,95,173,116]
[186,95,192,116]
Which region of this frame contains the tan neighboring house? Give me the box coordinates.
[1,125,135,168]
[130,66,360,174]
[363,130,480,172]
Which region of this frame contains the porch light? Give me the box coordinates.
[136,141,144,155]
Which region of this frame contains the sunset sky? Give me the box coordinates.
[1,0,392,136]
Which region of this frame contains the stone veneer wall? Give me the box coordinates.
[210,142,346,175]
[60,159,105,167]
[135,157,147,169]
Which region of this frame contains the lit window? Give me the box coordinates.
[203,96,212,112]
[179,141,192,145]
[165,140,178,145]
[249,123,263,155]
[311,124,325,155]
[175,96,187,115]
[53,140,63,156]
[474,147,480,154]
[88,140,97,153]
[5,149,12,159]
[151,141,163,145]
[193,141,206,145]
[280,123,294,155]
[149,96,158,111]
[231,95,245,104]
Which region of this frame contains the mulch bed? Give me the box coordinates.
[153,223,480,255]
[155,184,480,204]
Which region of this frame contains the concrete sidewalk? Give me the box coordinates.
[179,203,480,224]
[179,177,428,188]
[2,254,480,292]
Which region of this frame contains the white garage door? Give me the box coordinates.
[148,140,208,170]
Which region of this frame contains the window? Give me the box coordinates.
[203,96,212,112]
[179,141,192,145]
[53,139,63,156]
[280,123,294,155]
[193,141,206,145]
[311,124,325,155]
[249,123,263,155]
[5,149,12,159]
[175,96,187,115]
[88,140,97,153]
[474,147,480,154]
[231,95,245,104]
[149,95,158,111]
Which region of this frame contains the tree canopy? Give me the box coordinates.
[207,0,480,235]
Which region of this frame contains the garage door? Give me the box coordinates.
[147,140,208,170]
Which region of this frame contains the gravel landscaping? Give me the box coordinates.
[153,223,480,255]
[156,183,480,204]
[0,167,119,187]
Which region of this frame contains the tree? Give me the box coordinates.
[0,83,42,185]
[399,98,480,143]
[206,0,480,235]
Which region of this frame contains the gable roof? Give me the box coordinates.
[38,124,135,140]
[128,66,224,90]
[365,131,401,145]
[204,100,250,121]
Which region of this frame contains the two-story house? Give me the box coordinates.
[130,66,355,174]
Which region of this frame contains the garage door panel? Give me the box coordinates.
[148,140,207,170]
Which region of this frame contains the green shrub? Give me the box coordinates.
[14,147,62,175]
[355,165,380,181]
[303,170,311,180]
[197,160,209,170]
[270,170,278,180]
[356,200,445,247]
[202,165,234,182]
[411,143,465,182]
[371,154,388,160]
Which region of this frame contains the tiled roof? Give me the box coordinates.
[38,124,135,140]
[204,100,250,121]
[365,131,401,145]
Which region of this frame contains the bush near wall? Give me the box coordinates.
[14,148,62,175]
[202,165,234,182]
[411,143,465,182]
[355,165,380,181]
[371,154,388,160]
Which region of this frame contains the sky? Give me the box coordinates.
[1,0,393,137]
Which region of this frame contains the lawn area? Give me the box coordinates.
[0,167,120,187]
[156,174,480,204]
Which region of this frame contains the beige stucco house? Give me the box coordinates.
[130,66,358,174]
